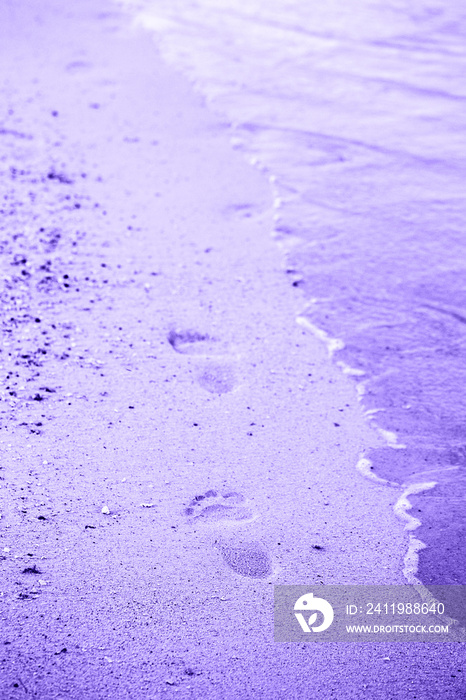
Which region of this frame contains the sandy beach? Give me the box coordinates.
[0,0,464,697]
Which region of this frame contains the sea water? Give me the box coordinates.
[116,0,466,587]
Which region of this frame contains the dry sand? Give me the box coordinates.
[0,0,464,698]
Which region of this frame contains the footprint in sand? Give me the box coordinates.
[167,328,237,394]
[215,540,271,579]
[196,362,235,394]
[184,489,252,522]
[184,489,272,579]
[167,329,214,355]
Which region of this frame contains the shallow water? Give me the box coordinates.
[117,0,466,586]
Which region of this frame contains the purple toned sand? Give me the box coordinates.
[0,0,463,698]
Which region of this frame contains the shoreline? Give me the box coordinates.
[1,0,464,697]
[121,0,466,594]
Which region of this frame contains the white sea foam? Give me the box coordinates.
[296,315,344,357]
[377,428,406,450]
[394,481,437,532]
[356,456,394,485]
[335,360,365,377]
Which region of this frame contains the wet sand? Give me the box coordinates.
[0,0,464,697]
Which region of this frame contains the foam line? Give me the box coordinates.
[394,481,437,531]
[296,315,344,357]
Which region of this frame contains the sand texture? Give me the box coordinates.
[0,1,464,698]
